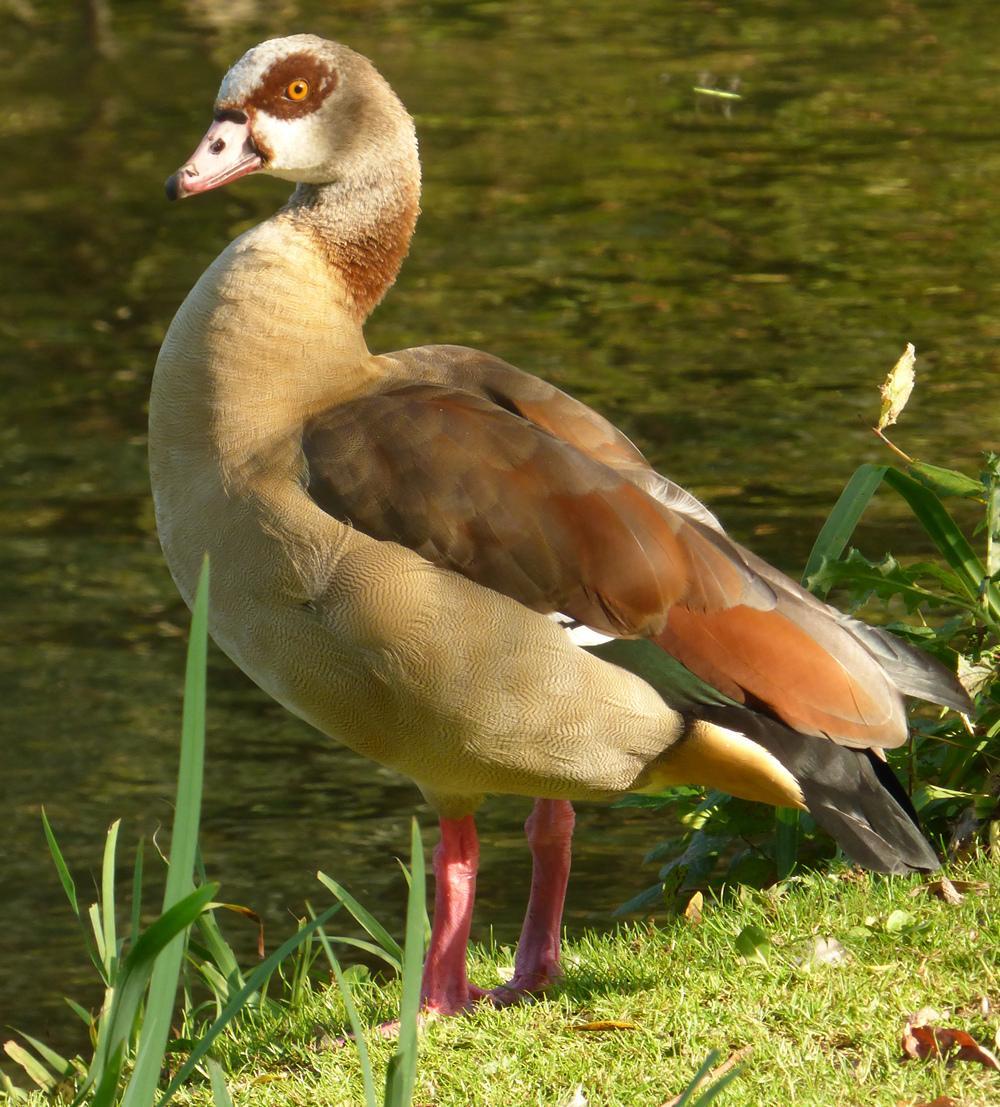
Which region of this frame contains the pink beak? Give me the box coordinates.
[165,113,264,200]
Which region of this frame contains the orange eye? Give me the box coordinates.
[285,79,310,101]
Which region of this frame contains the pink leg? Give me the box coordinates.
[420,815,484,1016]
[489,798,575,1004]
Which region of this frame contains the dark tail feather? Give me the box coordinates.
[700,705,940,874]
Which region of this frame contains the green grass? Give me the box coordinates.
[17,854,975,1107]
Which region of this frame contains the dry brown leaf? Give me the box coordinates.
[905,1097,959,1106]
[902,1011,1000,1071]
[877,342,916,431]
[910,877,987,905]
[683,891,703,924]
[917,877,963,905]
[571,1020,637,1033]
[660,1046,751,1107]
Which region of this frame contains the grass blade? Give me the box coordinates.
[384,818,426,1107]
[82,883,219,1107]
[207,1060,235,1107]
[121,556,210,1107]
[40,809,80,919]
[692,1062,744,1105]
[64,997,93,1027]
[802,463,887,588]
[672,1049,721,1107]
[192,910,246,998]
[101,819,121,977]
[1,1070,29,1101]
[985,453,999,578]
[41,810,106,980]
[130,837,144,950]
[11,1032,74,1079]
[773,808,799,879]
[88,903,107,976]
[157,904,340,1106]
[3,1041,57,1092]
[317,872,403,969]
[312,914,378,1107]
[330,935,406,969]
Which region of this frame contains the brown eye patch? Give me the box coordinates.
[251,52,338,119]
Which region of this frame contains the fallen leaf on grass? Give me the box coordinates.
[796,935,849,969]
[571,1020,637,1033]
[902,1011,1000,1071]
[898,1097,959,1106]
[683,891,703,924]
[660,1046,751,1107]
[909,877,987,905]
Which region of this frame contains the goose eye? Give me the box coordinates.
[285,78,310,102]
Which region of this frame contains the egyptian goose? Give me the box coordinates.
[151,35,969,1016]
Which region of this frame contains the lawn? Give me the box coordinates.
[149,855,999,1107]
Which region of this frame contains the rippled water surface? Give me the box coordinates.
[2,0,998,1054]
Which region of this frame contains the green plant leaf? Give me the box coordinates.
[883,468,1000,625]
[884,909,914,933]
[806,551,956,612]
[908,461,985,500]
[802,463,887,589]
[734,925,770,964]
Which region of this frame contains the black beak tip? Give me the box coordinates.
[164,173,183,202]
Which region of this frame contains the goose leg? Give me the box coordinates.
[420,814,484,1015]
[488,798,575,1006]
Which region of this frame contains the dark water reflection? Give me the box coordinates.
[2,0,998,1057]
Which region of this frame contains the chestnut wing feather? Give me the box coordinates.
[302,383,763,637]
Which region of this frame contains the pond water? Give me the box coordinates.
[2,0,998,1059]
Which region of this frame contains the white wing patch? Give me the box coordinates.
[550,612,615,647]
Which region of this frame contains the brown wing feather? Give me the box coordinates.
[378,345,650,470]
[303,383,763,637]
[312,344,957,750]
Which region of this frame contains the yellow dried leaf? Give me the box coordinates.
[683,891,704,924]
[877,342,916,431]
[571,1020,637,1032]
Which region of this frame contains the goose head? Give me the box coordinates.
[165,34,418,200]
